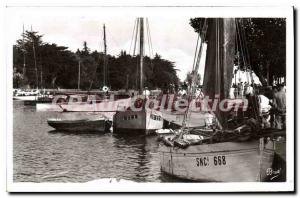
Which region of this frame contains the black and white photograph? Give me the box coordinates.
[3,4,295,192]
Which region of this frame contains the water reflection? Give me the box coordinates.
[13,101,287,183]
[13,102,166,182]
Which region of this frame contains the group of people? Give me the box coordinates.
[228,81,286,130]
[231,81,255,99]
[177,80,286,130]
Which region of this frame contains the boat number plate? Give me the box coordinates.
[196,156,226,167]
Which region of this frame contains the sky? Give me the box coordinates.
[10,11,207,81]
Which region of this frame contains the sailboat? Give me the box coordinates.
[113,18,163,134]
[158,18,283,182]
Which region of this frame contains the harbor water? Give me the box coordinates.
[13,101,179,183]
[13,101,286,182]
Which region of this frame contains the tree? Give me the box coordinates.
[185,71,201,87]
[243,18,286,85]
[13,31,180,90]
[13,67,23,88]
[14,30,44,88]
[189,18,286,86]
[82,41,90,55]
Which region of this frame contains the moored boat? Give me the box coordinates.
[47,119,108,132]
[157,18,284,182]
[36,94,131,112]
[159,138,274,182]
[112,18,163,134]
[47,118,110,132]
[113,108,163,134]
[47,113,110,132]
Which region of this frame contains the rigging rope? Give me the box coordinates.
[129,19,138,55]
[182,18,208,129]
[235,18,260,121]
[130,18,154,89]
[133,19,139,56]
[192,33,200,72]
[146,18,154,58]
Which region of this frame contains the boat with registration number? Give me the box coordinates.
[158,18,284,182]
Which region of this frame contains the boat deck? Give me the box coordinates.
[161,111,212,128]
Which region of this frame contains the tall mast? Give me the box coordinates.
[78,60,81,90]
[103,24,107,87]
[40,70,43,89]
[22,24,26,77]
[31,25,39,89]
[202,18,236,129]
[139,18,144,94]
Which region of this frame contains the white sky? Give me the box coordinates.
[9,10,207,81]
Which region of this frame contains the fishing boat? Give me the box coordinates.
[47,113,110,132]
[162,110,214,129]
[13,94,39,101]
[37,93,131,112]
[14,93,53,105]
[113,107,163,134]
[159,137,274,182]
[113,18,163,134]
[158,18,284,182]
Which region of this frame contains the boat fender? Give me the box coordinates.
[57,98,66,103]
[102,86,109,92]
[148,101,154,109]
[162,138,174,147]
[134,98,144,109]
[174,139,190,149]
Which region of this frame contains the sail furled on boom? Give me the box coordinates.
[202,18,236,129]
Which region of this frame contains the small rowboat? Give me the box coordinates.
[47,117,110,132]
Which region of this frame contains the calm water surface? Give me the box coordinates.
[13,101,286,183]
[13,101,177,183]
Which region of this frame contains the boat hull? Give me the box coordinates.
[158,139,274,182]
[37,98,131,112]
[47,119,109,132]
[60,98,131,112]
[113,109,163,134]
[13,96,38,101]
[37,103,63,111]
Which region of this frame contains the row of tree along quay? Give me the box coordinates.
[13,31,179,92]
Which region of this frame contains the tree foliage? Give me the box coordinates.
[13,31,179,91]
[189,18,286,85]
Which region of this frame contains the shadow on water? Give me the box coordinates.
[48,130,110,136]
[15,101,286,183]
[112,133,162,182]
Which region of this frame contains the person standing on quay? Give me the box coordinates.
[273,84,286,129]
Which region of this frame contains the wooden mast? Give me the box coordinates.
[139,18,144,95]
[103,24,107,87]
[31,26,39,89]
[77,60,81,90]
[202,19,236,129]
[22,24,26,77]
